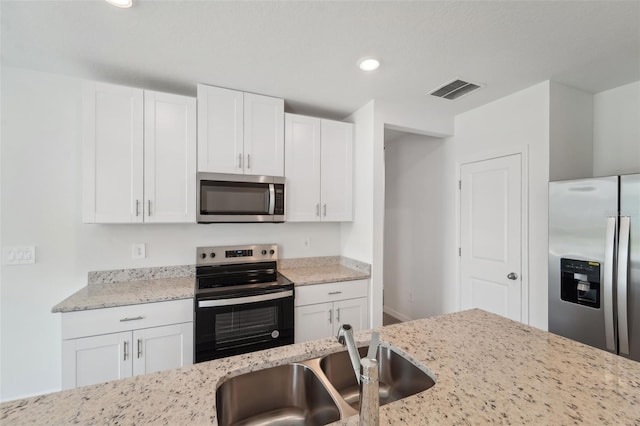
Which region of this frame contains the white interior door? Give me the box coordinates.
[460,154,522,321]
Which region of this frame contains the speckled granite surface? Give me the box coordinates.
[53,257,369,313]
[279,256,370,286]
[3,310,640,424]
[51,277,194,313]
[88,264,194,285]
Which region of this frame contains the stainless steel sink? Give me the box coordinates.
[216,363,341,426]
[319,346,436,410]
[216,345,436,425]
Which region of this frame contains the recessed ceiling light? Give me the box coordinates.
[105,0,132,8]
[358,57,381,71]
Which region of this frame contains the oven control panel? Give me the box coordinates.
[197,244,278,265]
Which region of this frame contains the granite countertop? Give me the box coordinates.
[4,309,640,424]
[52,257,371,313]
[278,255,371,286]
[51,276,195,313]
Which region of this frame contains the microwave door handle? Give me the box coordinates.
[269,184,275,215]
[618,216,631,355]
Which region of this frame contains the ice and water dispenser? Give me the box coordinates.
[560,258,601,308]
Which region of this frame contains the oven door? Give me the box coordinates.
[195,287,294,363]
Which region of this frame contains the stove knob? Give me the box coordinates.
[200,253,206,259]
[269,249,275,255]
[210,252,216,258]
[261,250,267,255]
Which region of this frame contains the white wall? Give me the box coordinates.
[593,81,640,177]
[0,66,343,401]
[383,133,449,321]
[549,82,594,181]
[448,81,551,330]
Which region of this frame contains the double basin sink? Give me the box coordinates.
[216,345,436,426]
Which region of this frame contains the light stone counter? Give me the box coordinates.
[51,276,194,313]
[279,256,371,286]
[3,309,640,424]
[52,257,369,313]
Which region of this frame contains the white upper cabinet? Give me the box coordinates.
[83,82,196,224]
[244,93,285,176]
[82,82,144,223]
[144,91,196,223]
[285,114,322,221]
[197,84,284,176]
[197,85,244,174]
[320,120,353,222]
[284,113,353,222]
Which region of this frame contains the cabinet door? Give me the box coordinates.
[144,91,196,223]
[333,298,368,334]
[82,82,144,223]
[197,84,244,174]
[284,114,321,222]
[295,302,334,343]
[320,120,353,221]
[132,323,193,376]
[244,93,284,176]
[62,332,132,390]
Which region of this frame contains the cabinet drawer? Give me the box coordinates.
[295,280,368,307]
[62,299,193,340]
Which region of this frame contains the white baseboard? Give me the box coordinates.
[383,306,412,322]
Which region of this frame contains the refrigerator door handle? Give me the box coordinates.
[617,216,631,355]
[604,216,617,352]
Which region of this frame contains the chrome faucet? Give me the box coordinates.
[336,325,380,426]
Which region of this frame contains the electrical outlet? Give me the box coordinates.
[132,243,146,259]
[409,291,414,303]
[303,237,310,248]
[5,246,36,265]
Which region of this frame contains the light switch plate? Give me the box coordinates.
[132,243,146,259]
[5,246,36,265]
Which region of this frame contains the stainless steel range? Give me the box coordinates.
[194,244,294,363]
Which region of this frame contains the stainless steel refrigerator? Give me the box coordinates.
[549,174,639,361]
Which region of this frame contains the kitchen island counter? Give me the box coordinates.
[4,309,639,424]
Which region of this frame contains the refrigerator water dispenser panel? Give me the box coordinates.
[560,259,601,308]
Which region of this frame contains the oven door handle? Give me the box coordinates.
[198,290,293,308]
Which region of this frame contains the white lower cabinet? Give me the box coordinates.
[294,280,369,343]
[61,300,193,390]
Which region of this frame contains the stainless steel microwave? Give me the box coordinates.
[197,173,285,223]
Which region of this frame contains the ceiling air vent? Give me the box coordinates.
[429,79,483,100]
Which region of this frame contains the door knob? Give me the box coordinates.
[507,272,518,280]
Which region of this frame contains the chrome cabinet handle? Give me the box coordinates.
[329,309,332,324]
[336,308,340,322]
[238,153,243,169]
[135,200,140,216]
[247,154,251,169]
[137,338,143,359]
[507,272,518,280]
[316,204,320,217]
[148,200,152,216]
[328,291,342,295]
[123,341,128,361]
[120,316,144,322]
[323,204,327,217]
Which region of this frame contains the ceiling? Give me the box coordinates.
[2,1,639,120]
